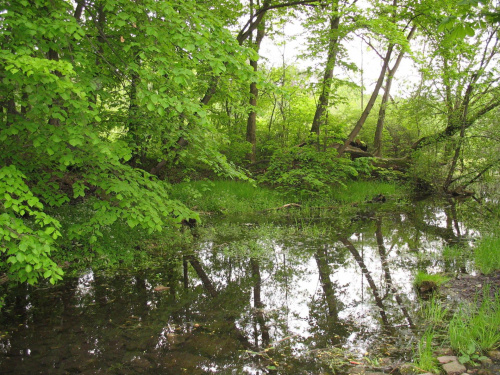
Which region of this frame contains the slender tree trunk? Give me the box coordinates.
[128,54,141,165]
[373,25,416,156]
[375,218,415,330]
[246,16,266,163]
[268,96,277,133]
[310,6,341,135]
[443,101,470,192]
[47,47,63,127]
[73,0,85,21]
[183,256,189,289]
[5,99,17,128]
[337,44,394,157]
[186,255,218,298]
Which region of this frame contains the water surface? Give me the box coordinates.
[0,199,478,374]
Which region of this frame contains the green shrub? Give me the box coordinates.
[260,145,371,198]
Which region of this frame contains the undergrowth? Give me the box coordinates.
[170,179,407,215]
[331,180,406,204]
[169,180,286,214]
[474,234,500,275]
[449,287,500,359]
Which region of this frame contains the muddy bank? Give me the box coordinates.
[442,270,500,304]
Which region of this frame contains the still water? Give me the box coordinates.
[0,199,478,374]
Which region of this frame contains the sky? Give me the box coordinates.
[258,17,421,100]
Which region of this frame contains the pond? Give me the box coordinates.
[0,198,480,374]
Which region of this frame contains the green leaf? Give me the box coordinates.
[45,227,55,235]
[459,354,470,364]
[464,24,475,36]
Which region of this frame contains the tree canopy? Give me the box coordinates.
[1,0,500,284]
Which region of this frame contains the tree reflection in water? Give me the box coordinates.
[0,200,481,374]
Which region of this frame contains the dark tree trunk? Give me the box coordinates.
[246,16,266,163]
[186,255,218,298]
[314,247,338,320]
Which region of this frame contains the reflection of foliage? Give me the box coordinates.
[170,180,285,215]
[316,347,356,374]
[418,296,450,328]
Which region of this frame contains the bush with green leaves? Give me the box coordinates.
[260,145,372,197]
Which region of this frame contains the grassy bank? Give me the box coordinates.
[412,239,500,372]
[169,179,407,215]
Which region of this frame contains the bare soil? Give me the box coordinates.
[441,270,500,304]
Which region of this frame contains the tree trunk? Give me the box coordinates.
[375,218,415,330]
[246,15,266,163]
[373,25,416,156]
[186,255,218,298]
[310,7,341,135]
[337,44,394,157]
[314,247,338,320]
[443,83,473,191]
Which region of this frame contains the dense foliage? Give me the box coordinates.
[1,0,500,283]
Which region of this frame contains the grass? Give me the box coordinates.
[419,296,450,328]
[414,271,450,289]
[413,329,440,374]
[169,179,408,215]
[449,287,500,356]
[330,180,405,204]
[169,180,286,214]
[474,234,500,275]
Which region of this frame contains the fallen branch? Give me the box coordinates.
[276,203,302,210]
